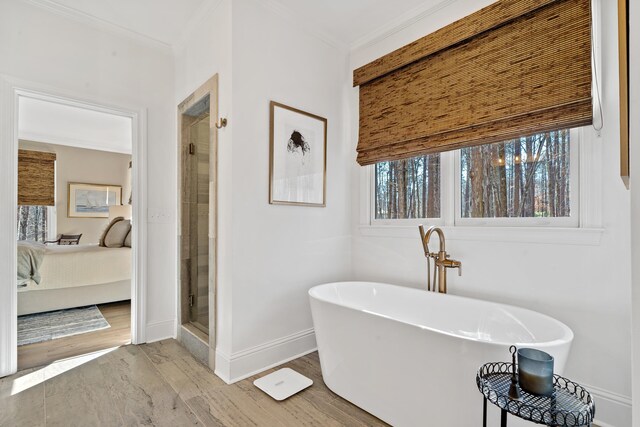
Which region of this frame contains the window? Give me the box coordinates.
[460,130,571,219]
[374,154,440,220]
[16,206,55,242]
[372,129,578,227]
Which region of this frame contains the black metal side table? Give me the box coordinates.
[476,362,595,427]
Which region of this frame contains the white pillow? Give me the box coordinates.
[100,217,123,247]
[104,220,131,248]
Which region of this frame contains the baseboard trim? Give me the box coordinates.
[215,328,317,384]
[578,381,632,427]
[145,319,176,343]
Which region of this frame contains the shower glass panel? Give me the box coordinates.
[181,95,211,336]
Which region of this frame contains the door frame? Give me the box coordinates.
[177,74,218,370]
[0,75,148,376]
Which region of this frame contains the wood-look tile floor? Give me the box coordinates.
[1,339,388,427]
[18,301,132,371]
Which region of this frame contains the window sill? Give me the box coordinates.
[357,225,604,246]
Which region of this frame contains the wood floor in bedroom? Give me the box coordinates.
[18,300,131,370]
[2,340,389,427]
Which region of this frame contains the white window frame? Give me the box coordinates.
[359,127,603,245]
[369,154,448,228]
[46,205,57,241]
[453,128,581,228]
[370,128,580,227]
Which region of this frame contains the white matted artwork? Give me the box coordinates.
[68,182,122,218]
[269,101,327,207]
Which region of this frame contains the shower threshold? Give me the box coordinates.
[184,321,208,342]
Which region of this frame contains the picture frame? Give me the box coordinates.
[68,182,122,218]
[618,0,629,186]
[269,101,327,207]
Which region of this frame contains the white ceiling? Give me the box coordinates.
[19,97,133,154]
[27,0,449,49]
[271,0,448,47]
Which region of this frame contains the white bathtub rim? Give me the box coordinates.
[309,281,574,349]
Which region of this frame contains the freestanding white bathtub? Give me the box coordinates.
[309,282,574,427]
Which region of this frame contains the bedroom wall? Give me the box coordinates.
[348,1,632,426]
[18,140,131,244]
[0,0,176,342]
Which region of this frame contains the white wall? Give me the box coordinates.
[173,0,235,367]
[629,0,640,425]
[175,0,351,382]
[0,0,176,342]
[19,140,131,244]
[226,0,350,380]
[349,2,632,426]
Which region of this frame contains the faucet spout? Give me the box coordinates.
[418,226,462,294]
[425,226,446,253]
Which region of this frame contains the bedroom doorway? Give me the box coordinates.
[16,94,135,370]
[0,79,147,377]
[178,75,218,368]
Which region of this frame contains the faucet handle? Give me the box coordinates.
[452,260,462,276]
[443,259,462,276]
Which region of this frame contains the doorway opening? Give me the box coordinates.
[0,78,146,377]
[178,75,218,368]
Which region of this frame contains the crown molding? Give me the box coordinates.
[253,0,348,52]
[349,0,458,52]
[20,0,173,52]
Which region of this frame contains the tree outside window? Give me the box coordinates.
[373,129,572,222]
[17,206,49,241]
[460,130,571,218]
[375,154,440,220]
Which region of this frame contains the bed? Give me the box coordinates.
[17,243,131,315]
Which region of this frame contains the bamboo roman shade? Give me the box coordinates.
[354,0,592,165]
[18,149,56,206]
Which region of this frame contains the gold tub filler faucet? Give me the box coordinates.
[418,225,462,294]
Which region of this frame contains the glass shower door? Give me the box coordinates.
[187,113,210,333]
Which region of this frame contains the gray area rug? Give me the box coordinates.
[18,305,110,346]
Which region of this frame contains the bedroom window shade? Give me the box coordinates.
[353,0,592,166]
[18,149,56,206]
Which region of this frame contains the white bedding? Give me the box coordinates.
[18,244,131,292]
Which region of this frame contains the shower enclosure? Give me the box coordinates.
[178,76,218,367]
[185,111,210,332]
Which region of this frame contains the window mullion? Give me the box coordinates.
[47,206,57,241]
[441,150,456,227]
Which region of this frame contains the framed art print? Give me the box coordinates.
[68,182,122,218]
[269,101,327,207]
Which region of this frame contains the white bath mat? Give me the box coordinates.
[253,368,313,401]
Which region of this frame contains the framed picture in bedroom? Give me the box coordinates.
[68,182,122,218]
[269,101,327,207]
